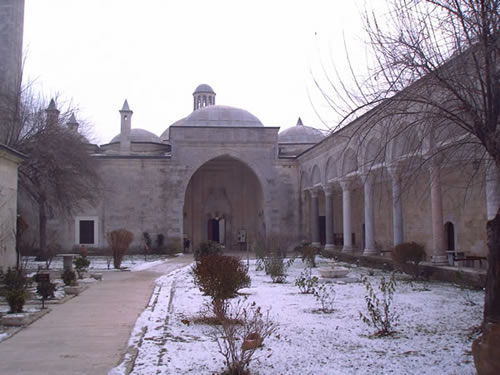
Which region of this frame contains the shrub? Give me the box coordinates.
[300,245,318,268]
[392,242,426,278]
[295,268,319,294]
[4,268,30,313]
[45,243,61,269]
[313,283,336,313]
[266,254,295,283]
[194,241,223,260]
[74,256,90,279]
[213,300,278,375]
[106,229,134,269]
[61,269,77,286]
[191,255,250,303]
[359,272,399,337]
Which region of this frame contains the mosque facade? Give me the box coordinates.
[0,0,493,269]
[45,82,490,267]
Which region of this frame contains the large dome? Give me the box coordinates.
[110,128,161,143]
[278,118,325,144]
[177,105,264,127]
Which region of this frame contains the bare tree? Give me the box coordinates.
[2,87,100,257]
[316,0,500,357]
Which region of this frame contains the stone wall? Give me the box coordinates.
[0,145,24,270]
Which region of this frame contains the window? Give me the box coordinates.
[75,216,99,246]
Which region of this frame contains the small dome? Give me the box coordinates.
[194,84,215,94]
[278,117,325,144]
[180,105,263,127]
[110,128,161,143]
[160,118,186,141]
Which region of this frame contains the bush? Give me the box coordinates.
[300,245,318,268]
[194,241,223,261]
[61,269,77,286]
[295,268,319,294]
[359,272,399,337]
[74,256,90,279]
[106,229,134,269]
[313,283,336,313]
[392,242,426,278]
[266,254,295,283]
[4,268,30,313]
[213,300,278,375]
[191,255,250,303]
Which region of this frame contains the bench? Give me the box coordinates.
[448,251,487,268]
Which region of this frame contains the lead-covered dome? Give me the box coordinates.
[193,83,215,94]
[110,128,161,143]
[179,105,263,127]
[278,118,325,144]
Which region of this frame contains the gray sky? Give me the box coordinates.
[23,0,375,144]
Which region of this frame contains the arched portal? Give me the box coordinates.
[183,155,264,251]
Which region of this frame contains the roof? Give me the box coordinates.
[278,117,325,144]
[110,128,161,143]
[176,105,263,127]
[193,84,215,94]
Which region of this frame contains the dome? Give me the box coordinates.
[278,118,325,144]
[160,118,186,141]
[110,128,161,143]
[179,105,263,127]
[193,84,215,94]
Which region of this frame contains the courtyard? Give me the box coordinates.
[109,256,483,375]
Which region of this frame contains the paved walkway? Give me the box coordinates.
[0,254,194,375]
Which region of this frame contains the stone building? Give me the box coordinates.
[0,144,24,270]
[40,82,491,268]
[0,0,493,269]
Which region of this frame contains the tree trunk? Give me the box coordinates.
[39,201,47,258]
[484,209,500,323]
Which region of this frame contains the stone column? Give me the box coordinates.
[362,174,377,255]
[429,161,447,264]
[340,179,353,253]
[389,167,404,247]
[486,160,500,220]
[324,185,335,251]
[310,189,320,247]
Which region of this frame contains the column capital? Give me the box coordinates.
[339,178,352,191]
[323,183,336,196]
[387,163,403,180]
[309,188,320,198]
[359,172,375,186]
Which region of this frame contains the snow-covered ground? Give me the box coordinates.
[22,255,173,271]
[110,258,483,375]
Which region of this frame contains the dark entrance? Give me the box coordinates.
[445,222,455,250]
[319,216,326,245]
[208,219,220,242]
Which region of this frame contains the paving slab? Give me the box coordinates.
[0,255,193,375]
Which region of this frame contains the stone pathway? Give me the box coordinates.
[0,255,193,375]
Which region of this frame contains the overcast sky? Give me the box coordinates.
[23,0,378,144]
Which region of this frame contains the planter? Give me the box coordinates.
[64,286,81,295]
[319,266,349,278]
[472,320,500,374]
[1,309,50,326]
